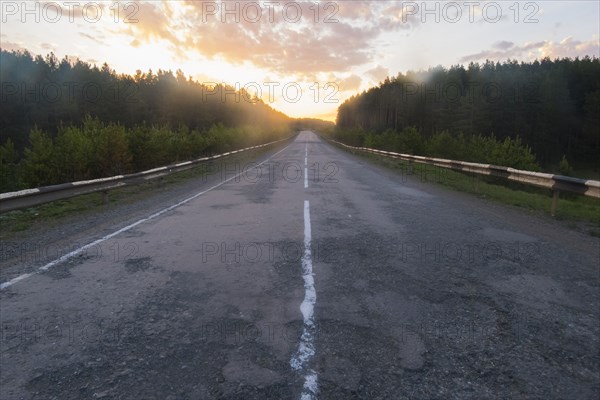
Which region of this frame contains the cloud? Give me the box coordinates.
[116,1,418,76]
[540,36,600,58]
[493,41,514,50]
[121,1,179,45]
[336,1,374,20]
[0,41,28,52]
[459,36,600,63]
[178,3,380,74]
[79,32,105,45]
[39,1,110,20]
[366,65,390,82]
[337,74,362,91]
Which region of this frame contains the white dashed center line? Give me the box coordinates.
[304,143,309,189]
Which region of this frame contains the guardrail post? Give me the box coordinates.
[102,190,109,205]
[550,189,559,217]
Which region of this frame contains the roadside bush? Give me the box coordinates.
[335,127,541,171]
[3,117,288,191]
[0,138,19,192]
[20,128,58,187]
[558,155,574,176]
[488,136,539,171]
[426,131,466,160]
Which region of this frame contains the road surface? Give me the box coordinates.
[1,131,598,399]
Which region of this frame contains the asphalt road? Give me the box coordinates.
[1,131,598,399]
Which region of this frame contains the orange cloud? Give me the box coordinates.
[119,1,416,76]
[120,1,179,45]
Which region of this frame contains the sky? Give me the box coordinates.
[1,1,599,121]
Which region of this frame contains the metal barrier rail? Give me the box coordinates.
[328,139,600,215]
[0,136,294,213]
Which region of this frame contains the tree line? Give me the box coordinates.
[0,49,291,192]
[0,117,289,191]
[336,58,599,172]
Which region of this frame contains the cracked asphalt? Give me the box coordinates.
[1,131,598,399]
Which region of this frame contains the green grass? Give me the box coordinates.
[352,150,600,228]
[1,192,104,235]
[0,146,278,239]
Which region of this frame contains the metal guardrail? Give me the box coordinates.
[328,139,600,216]
[0,136,293,213]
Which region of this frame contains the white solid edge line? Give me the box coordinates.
[290,200,318,399]
[0,143,293,291]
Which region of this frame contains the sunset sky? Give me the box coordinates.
[2,1,599,120]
